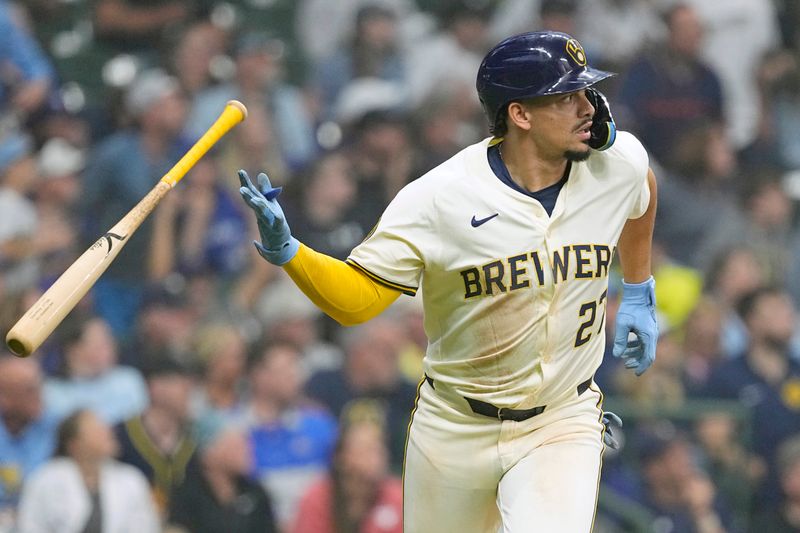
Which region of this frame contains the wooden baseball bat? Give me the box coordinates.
[5,100,248,357]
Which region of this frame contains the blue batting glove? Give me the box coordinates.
[238,169,299,265]
[612,276,658,376]
[602,411,623,450]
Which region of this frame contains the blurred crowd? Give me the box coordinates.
[0,0,799,531]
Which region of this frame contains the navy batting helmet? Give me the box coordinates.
[476,31,614,129]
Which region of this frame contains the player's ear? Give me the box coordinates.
[506,102,533,132]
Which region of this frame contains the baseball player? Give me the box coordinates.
[238,31,657,532]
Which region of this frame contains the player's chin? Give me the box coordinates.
[564,143,592,162]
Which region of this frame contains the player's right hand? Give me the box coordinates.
[238,169,299,265]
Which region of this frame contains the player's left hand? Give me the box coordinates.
[612,276,658,376]
[601,411,622,450]
[585,87,616,151]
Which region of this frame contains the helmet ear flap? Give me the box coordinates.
[585,87,617,151]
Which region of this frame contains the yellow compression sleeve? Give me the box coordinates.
[283,244,402,326]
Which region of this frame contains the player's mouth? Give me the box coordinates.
[576,122,592,141]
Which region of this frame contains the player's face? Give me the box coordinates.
[524,90,595,162]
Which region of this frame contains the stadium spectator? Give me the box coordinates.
[290,417,402,533]
[94,0,198,57]
[616,3,728,171]
[0,2,55,117]
[80,69,188,339]
[315,4,406,119]
[114,351,197,515]
[169,21,226,98]
[129,281,198,364]
[405,0,488,106]
[189,321,248,423]
[344,110,416,230]
[149,158,251,282]
[44,314,148,424]
[0,134,42,296]
[245,342,337,529]
[750,433,800,531]
[634,425,735,532]
[305,318,416,471]
[0,355,58,527]
[256,278,343,378]
[702,286,800,504]
[17,409,159,533]
[186,32,316,172]
[682,298,727,393]
[32,137,83,282]
[168,421,278,533]
[703,247,766,359]
[285,152,365,261]
[296,0,419,67]
[576,0,663,71]
[699,171,794,282]
[694,411,761,529]
[683,0,780,154]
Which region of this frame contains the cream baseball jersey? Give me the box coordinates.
[347,131,650,409]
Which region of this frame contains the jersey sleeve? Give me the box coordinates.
[346,181,434,296]
[614,131,650,219]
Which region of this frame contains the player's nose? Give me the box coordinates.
[578,90,594,118]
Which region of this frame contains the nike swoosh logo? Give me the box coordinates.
[471,213,499,227]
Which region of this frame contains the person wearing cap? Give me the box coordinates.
[33,137,84,281]
[79,69,188,339]
[114,349,197,516]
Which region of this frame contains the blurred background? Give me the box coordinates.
[0,0,798,531]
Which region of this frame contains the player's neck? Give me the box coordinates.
[499,137,568,193]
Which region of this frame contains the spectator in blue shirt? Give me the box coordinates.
[0,354,57,524]
[80,68,188,339]
[305,317,417,472]
[245,342,337,530]
[44,313,148,424]
[0,2,54,116]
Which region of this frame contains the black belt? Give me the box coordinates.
[425,375,593,422]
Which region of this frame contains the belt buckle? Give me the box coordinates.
[496,407,507,421]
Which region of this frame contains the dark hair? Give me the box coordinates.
[491,98,539,137]
[330,417,386,533]
[704,246,756,290]
[736,285,782,323]
[55,409,89,457]
[491,105,509,137]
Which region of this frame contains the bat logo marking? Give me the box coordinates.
[101,232,127,255]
